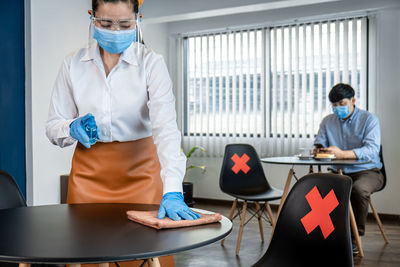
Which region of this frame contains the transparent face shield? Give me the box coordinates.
[88,13,144,55]
[136,13,144,55]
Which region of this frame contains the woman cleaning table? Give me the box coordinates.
[46,1,199,266]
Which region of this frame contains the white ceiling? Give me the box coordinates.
[140,0,343,24]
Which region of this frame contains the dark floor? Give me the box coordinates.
[174,200,400,267]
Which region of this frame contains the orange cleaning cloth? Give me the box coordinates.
[127,210,222,230]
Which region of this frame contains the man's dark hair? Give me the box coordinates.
[328,83,355,103]
[92,0,139,14]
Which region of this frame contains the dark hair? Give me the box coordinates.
[328,83,355,103]
[92,0,139,14]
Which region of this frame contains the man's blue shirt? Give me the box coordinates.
[314,107,382,173]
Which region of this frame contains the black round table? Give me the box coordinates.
[0,203,232,265]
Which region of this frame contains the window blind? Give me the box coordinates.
[182,17,368,157]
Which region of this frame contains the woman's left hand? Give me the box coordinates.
[158,192,201,221]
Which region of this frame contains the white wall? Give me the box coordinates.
[373,9,400,214]
[167,0,400,34]
[30,0,90,205]
[28,0,169,205]
[141,23,169,63]
[168,1,400,214]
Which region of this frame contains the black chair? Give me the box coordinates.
[0,170,26,210]
[0,171,63,267]
[0,170,26,267]
[219,144,282,255]
[252,173,353,267]
[368,145,389,243]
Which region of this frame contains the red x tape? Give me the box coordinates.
[231,153,250,174]
[300,186,339,239]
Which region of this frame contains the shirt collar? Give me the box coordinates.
[80,41,139,66]
[341,106,358,123]
[120,43,139,66]
[80,41,99,62]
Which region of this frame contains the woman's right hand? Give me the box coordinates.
[69,113,100,148]
[158,192,200,221]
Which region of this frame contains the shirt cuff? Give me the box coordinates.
[162,176,183,195]
[62,119,76,138]
[352,148,363,159]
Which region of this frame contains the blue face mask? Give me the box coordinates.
[93,26,136,54]
[332,105,350,119]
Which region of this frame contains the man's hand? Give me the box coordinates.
[313,144,324,155]
[319,146,356,159]
[319,146,343,158]
[312,147,321,154]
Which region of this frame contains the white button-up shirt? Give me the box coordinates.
[46,41,186,194]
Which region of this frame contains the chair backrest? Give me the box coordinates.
[0,170,27,210]
[378,145,387,192]
[253,173,353,267]
[219,144,271,196]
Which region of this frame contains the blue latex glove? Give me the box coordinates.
[70,113,100,148]
[84,115,101,144]
[158,192,201,221]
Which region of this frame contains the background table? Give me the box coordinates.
[0,203,232,265]
[261,156,370,166]
[261,156,370,257]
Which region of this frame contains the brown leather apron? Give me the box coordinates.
[67,136,174,267]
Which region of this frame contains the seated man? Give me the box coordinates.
[314,83,384,254]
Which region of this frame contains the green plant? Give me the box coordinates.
[183,145,207,179]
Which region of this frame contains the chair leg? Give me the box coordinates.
[221,198,238,246]
[236,201,247,256]
[369,198,389,243]
[255,202,264,243]
[349,203,364,257]
[265,202,275,228]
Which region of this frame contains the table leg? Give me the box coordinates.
[276,168,294,219]
[269,168,294,242]
[338,168,364,257]
[148,257,161,267]
[308,165,314,173]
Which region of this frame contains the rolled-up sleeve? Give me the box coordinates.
[353,115,381,160]
[146,54,186,194]
[45,57,78,148]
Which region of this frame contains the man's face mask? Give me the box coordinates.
[332,105,350,119]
